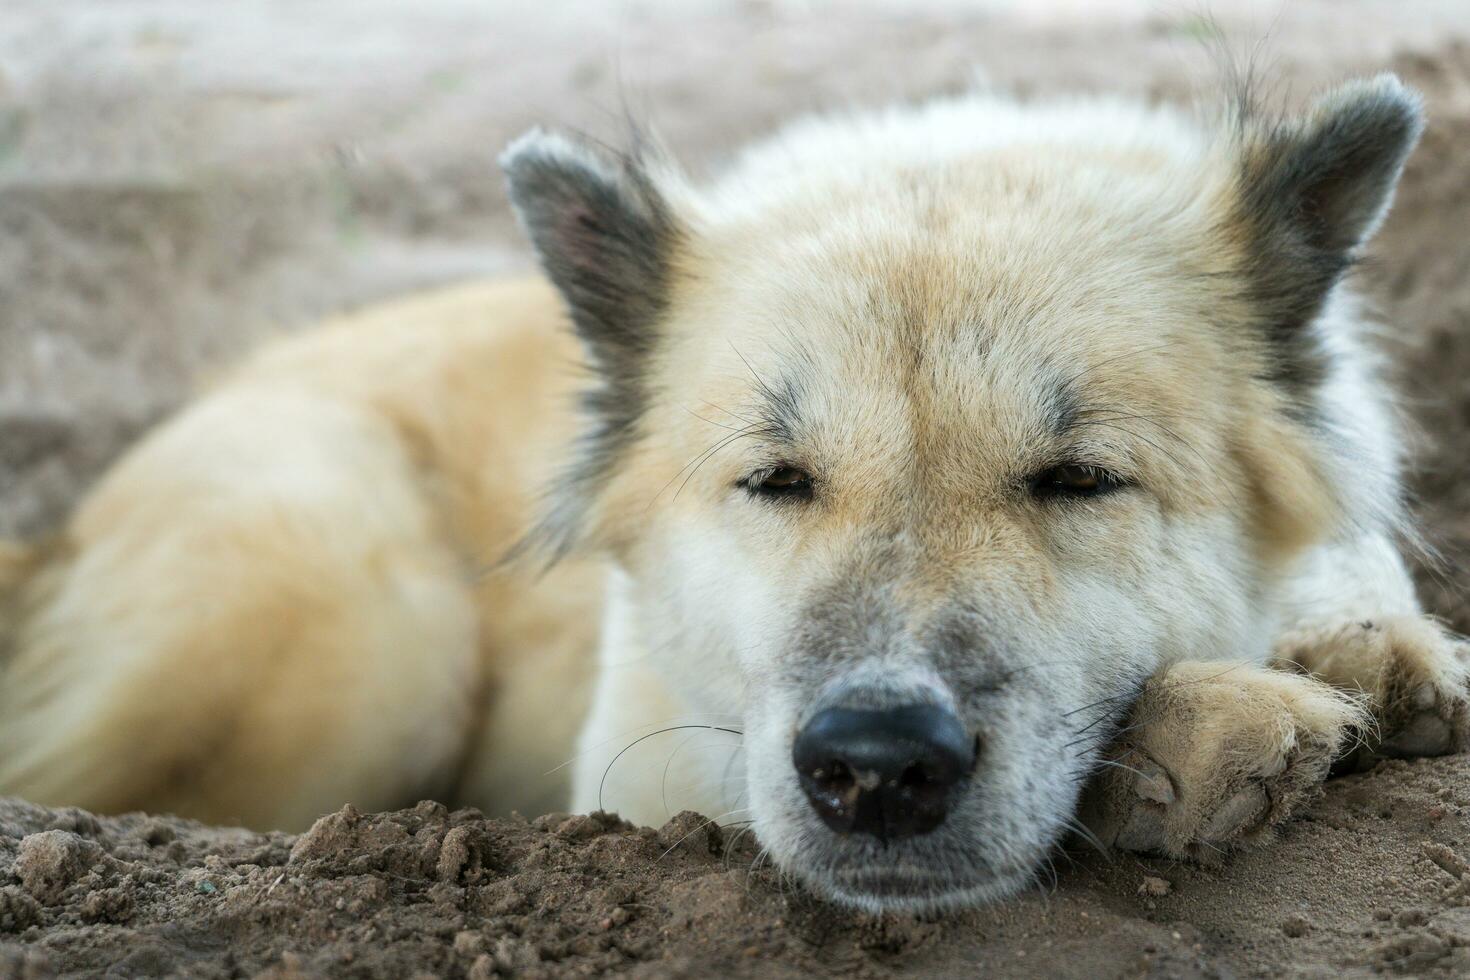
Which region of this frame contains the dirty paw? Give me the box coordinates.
[1276,616,1470,758]
[1081,662,1364,861]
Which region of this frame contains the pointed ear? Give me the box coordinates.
[501,130,684,559]
[500,129,683,379]
[1233,74,1423,390]
[1243,74,1422,254]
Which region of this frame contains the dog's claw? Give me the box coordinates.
[1199,784,1269,843]
[1375,640,1470,757]
[1133,759,1175,804]
[1113,799,1167,852]
[1379,709,1454,757]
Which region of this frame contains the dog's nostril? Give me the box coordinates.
[813,761,856,793]
[792,703,976,841]
[898,763,931,789]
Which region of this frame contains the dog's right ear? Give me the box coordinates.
[501,130,685,561]
[501,130,682,379]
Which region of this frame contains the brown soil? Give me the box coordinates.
[5,2,1470,977]
[5,758,1470,978]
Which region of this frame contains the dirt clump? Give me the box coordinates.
[5,759,1470,977]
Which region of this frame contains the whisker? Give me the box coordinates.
[1062,814,1112,860]
[648,424,762,511]
[661,729,712,819]
[656,808,753,863]
[1089,757,1148,780]
[599,725,743,812]
[543,709,743,777]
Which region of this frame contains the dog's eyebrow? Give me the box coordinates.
[1042,375,1084,437]
[754,372,805,442]
[735,356,806,442]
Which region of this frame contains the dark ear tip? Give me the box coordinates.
[499,128,616,188]
[1315,73,1426,144]
[498,127,551,174]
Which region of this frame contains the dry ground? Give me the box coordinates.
[4,1,1470,976]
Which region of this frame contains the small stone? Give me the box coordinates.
[15,831,99,905]
[656,811,723,856]
[288,805,361,865]
[80,887,135,924]
[556,813,615,842]
[1138,875,1172,897]
[413,800,449,821]
[437,827,473,883]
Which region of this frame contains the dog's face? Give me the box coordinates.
[505,78,1419,910]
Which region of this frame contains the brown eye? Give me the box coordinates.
[1030,463,1122,500]
[746,465,814,500]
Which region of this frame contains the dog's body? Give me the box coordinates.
[3,78,1468,911]
[0,280,602,830]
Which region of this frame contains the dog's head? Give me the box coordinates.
[503,76,1420,911]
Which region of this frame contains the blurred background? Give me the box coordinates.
[2,0,1469,624]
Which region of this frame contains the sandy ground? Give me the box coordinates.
[5,0,1470,976]
[5,758,1470,978]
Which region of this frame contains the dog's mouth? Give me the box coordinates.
[807,861,1033,913]
[768,830,1043,913]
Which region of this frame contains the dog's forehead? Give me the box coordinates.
[674,184,1221,455]
[683,135,1229,380]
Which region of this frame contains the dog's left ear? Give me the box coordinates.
[1242,73,1422,255]
[1234,74,1423,387]
[501,130,682,381]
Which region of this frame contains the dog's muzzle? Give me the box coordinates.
[792,704,977,841]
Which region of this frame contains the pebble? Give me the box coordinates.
[15,831,99,905]
[1138,876,1172,898]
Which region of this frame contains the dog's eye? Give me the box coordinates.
[745,465,814,501]
[1029,463,1123,500]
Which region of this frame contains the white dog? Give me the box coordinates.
[2,74,1465,912]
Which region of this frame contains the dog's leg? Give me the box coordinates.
[0,391,481,831]
[1082,660,1364,860]
[1271,533,1470,757]
[1273,617,1470,757]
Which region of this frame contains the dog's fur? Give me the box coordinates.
[3,75,1468,911]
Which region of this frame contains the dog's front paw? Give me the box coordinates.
[1081,662,1364,861]
[1275,616,1470,758]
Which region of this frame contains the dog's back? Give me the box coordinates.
[0,278,602,829]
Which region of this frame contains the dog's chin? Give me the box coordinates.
[753,800,1060,913]
[800,866,1033,914]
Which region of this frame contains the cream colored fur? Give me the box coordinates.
[0,280,601,829]
[2,77,1466,911]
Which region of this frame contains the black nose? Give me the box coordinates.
[792,704,976,841]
